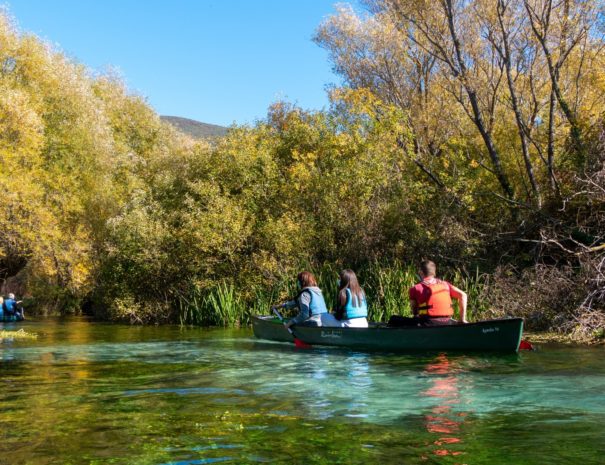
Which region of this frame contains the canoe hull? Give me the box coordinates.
[252,316,524,352]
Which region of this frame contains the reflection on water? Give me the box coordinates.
[1,318,604,465]
[422,354,464,460]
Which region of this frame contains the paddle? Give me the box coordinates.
[272,308,313,349]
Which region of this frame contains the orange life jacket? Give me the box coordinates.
[417,280,453,318]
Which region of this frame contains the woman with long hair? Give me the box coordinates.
[335,269,368,328]
[273,271,336,328]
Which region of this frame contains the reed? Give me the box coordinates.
[362,261,417,321]
[179,281,246,327]
[449,267,491,321]
[178,287,205,326]
[176,262,491,327]
[206,281,242,326]
[315,263,340,308]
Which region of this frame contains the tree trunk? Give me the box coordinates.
[497,0,541,207]
[547,87,560,196]
[444,0,515,201]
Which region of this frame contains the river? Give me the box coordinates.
[1,318,604,464]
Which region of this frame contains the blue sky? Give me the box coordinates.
[7,0,347,126]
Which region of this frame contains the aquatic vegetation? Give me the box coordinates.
[176,262,491,326]
[0,328,37,340]
[362,262,416,321]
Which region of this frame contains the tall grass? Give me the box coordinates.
[176,262,491,327]
[206,282,242,326]
[450,267,491,321]
[178,281,245,327]
[314,263,340,308]
[363,261,417,321]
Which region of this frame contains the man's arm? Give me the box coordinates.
[449,285,468,323]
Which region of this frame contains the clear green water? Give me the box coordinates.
[1,318,604,465]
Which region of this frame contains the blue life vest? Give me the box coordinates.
[344,288,368,319]
[4,298,16,313]
[303,288,328,316]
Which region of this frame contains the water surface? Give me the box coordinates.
[1,318,603,464]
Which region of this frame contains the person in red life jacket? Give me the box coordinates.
[409,260,468,326]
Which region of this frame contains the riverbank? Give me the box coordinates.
[525,331,605,346]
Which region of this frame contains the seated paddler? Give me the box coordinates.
[335,269,369,328]
[272,271,334,328]
[3,293,24,320]
[410,260,468,325]
[389,260,468,326]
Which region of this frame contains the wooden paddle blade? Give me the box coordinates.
[294,338,313,349]
[519,339,534,351]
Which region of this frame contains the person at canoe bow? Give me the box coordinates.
[390,260,468,326]
[272,271,337,328]
[334,269,369,328]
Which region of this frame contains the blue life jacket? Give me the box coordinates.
[303,288,328,316]
[344,288,368,319]
[4,298,16,313]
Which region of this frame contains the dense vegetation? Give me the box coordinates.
[0,2,603,340]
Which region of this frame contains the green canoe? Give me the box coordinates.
[252,315,524,352]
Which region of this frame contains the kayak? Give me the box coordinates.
[252,315,524,352]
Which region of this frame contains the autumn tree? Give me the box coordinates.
[316,0,605,212]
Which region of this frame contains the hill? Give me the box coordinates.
[161,116,228,139]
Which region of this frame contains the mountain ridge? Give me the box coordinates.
[161,115,228,139]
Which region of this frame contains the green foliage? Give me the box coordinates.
[174,262,490,327]
[362,262,417,322]
[205,282,243,327]
[0,9,602,339]
[449,268,491,322]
